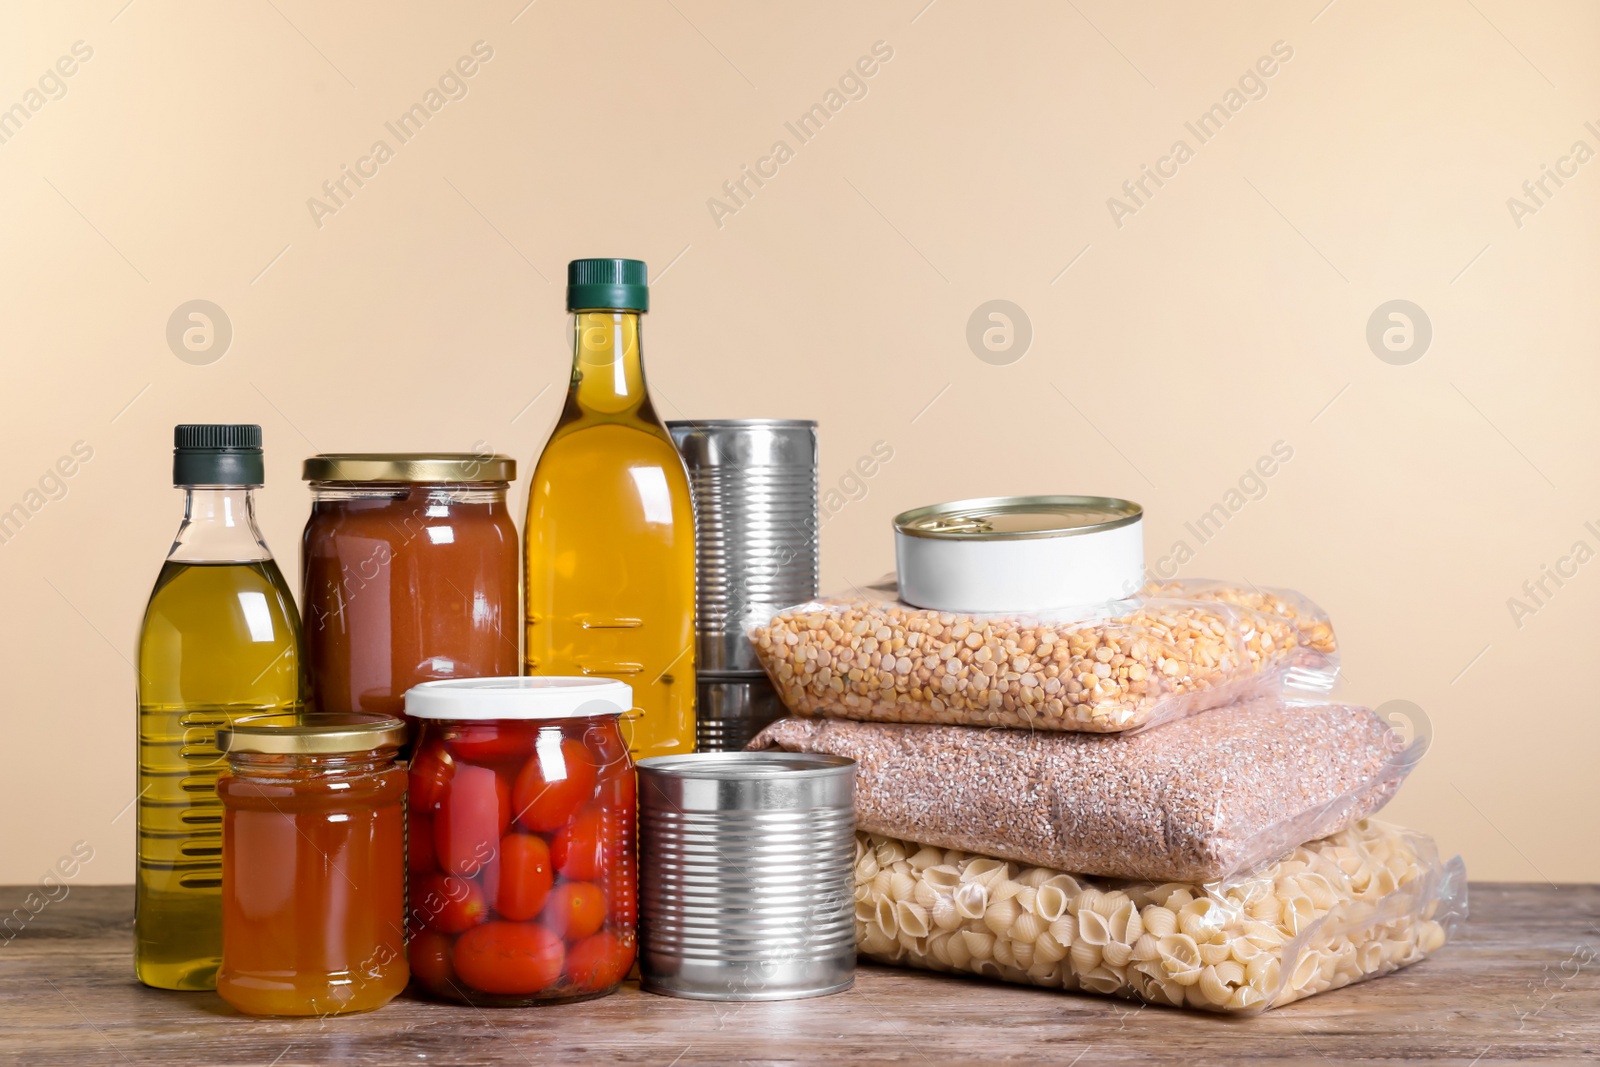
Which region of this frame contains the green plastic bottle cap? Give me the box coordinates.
[567,258,649,313]
[173,424,265,487]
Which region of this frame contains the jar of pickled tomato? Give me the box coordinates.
[215,713,408,1017]
[403,677,637,1006]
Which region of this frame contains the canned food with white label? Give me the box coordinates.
[893,495,1144,613]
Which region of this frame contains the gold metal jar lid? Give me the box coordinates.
[893,495,1142,540]
[218,712,408,755]
[302,453,515,483]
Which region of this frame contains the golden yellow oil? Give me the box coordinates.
[525,311,696,758]
[136,559,302,990]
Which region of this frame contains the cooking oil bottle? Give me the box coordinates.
[136,425,303,990]
[525,259,696,757]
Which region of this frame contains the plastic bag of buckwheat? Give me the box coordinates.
[750,695,1417,883]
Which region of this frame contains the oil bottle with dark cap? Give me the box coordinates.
[135,424,304,990]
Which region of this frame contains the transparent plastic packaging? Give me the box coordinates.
[751,696,1417,883]
[852,819,1465,1014]
[748,580,1334,734]
[1140,579,1337,693]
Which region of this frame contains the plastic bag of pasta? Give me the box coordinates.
[853,819,1465,1013]
[748,579,1332,734]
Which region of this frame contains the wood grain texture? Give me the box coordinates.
[0,884,1595,1066]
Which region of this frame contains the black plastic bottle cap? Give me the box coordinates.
[173,424,265,487]
[567,258,649,313]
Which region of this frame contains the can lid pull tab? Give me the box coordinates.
[921,514,994,534]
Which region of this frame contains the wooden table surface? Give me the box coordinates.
[1,884,1595,1066]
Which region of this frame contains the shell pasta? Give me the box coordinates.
[853,819,1464,1013]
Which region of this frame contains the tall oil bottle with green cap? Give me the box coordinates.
[135,424,303,990]
[524,259,697,758]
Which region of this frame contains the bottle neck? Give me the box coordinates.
[168,487,273,563]
[568,311,649,417]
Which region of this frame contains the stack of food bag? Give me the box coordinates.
[746,577,1464,1013]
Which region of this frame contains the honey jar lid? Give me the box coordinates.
[218,712,407,755]
[405,677,633,721]
[302,453,515,483]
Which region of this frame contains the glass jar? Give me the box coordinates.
[215,712,408,1017]
[404,677,637,1006]
[300,454,519,730]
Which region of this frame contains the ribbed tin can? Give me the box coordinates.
[695,676,787,754]
[637,752,856,1000]
[666,420,819,675]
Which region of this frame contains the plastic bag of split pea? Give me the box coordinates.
[849,819,1465,1013]
[747,578,1338,734]
[1138,578,1338,695]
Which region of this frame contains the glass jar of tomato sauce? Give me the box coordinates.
[403,677,637,1006]
[301,454,519,731]
[215,712,408,1017]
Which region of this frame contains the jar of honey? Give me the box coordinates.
[404,677,637,1006]
[300,453,519,730]
[216,712,408,1016]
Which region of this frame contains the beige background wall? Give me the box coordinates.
[2,0,1596,885]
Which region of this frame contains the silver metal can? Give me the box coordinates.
[893,495,1144,613]
[638,751,856,1000]
[695,675,787,754]
[666,420,819,675]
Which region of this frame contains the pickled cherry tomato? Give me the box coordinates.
[452,922,565,995]
[580,720,631,778]
[435,763,509,877]
[495,833,554,922]
[417,873,488,934]
[592,766,636,923]
[606,867,638,928]
[409,928,455,988]
[564,930,635,992]
[446,723,536,766]
[551,806,610,881]
[541,882,606,940]
[512,737,599,833]
[407,812,437,873]
[409,743,454,812]
[599,762,636,811]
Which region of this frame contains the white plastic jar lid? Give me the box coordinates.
[404,677,633,721]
